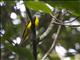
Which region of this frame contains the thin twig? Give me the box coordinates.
[53,20,80,27]
[51,13,80,27]
[39,18,55,40]
[39,15,57,45]
[41,12,64,60]
[38,14,59,45]
[41,24,62,60]
[39,13,59,44]
[63,17,79,23]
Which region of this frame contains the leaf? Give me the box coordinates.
[5,43,33,60]
[47,1,80,16]
[25,1,52,14]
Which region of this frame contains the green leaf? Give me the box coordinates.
[25,1,52,14]
[5,43,33,60]
[47,1,80,16]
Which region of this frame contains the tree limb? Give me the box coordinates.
[41,24,62,60]
[41,11,64,60]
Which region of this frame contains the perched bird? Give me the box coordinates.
[21,15,40,45]
[27,16,39,29]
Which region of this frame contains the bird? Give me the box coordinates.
[21,16,40,46]
[27,16,39,29]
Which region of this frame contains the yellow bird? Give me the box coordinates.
[27,16,39,29]
[22,16,39,41]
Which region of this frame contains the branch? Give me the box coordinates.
[41,12,64,60]
[63,17,80,23]
[38,13,60,45]
[51,13,80,27]
[41,23,62,60]
[39,17,56,45]
[53,21,80,27]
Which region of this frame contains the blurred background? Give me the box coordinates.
[0,0,80,60]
